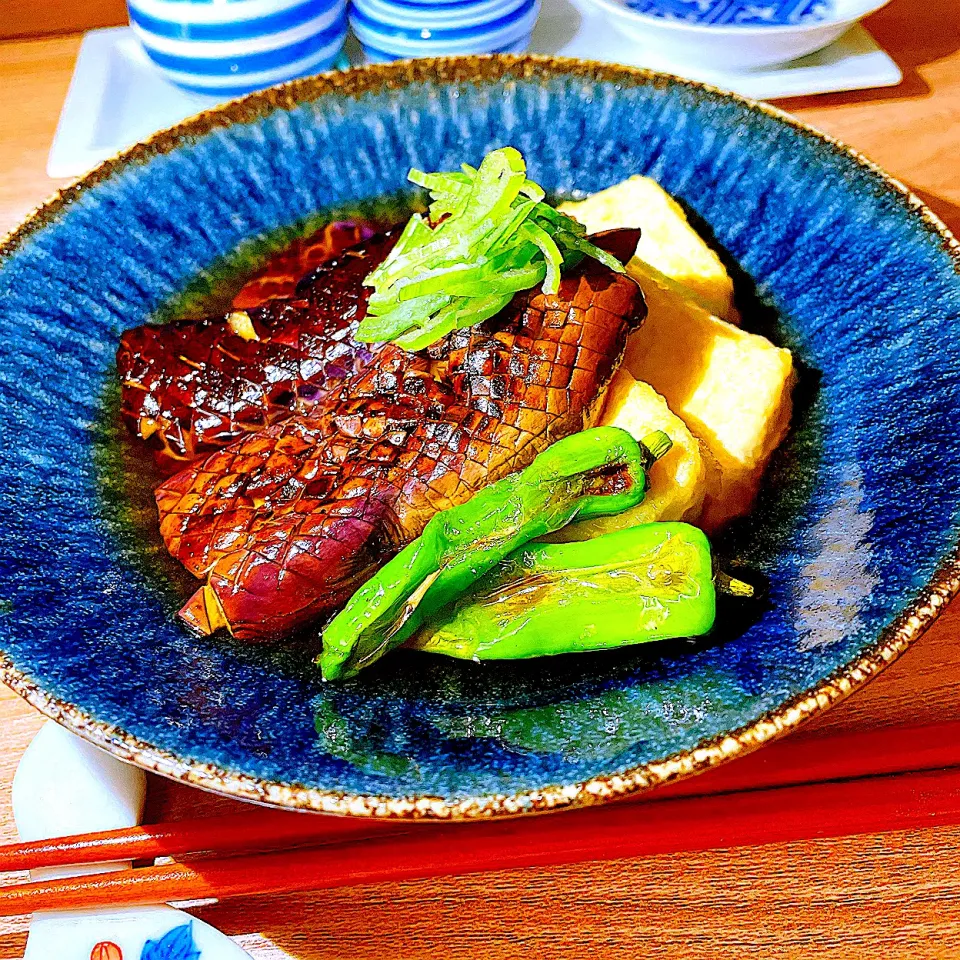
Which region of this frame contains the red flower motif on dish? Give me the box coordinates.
[91,944,123,960]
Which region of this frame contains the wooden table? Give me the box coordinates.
[3,4,960,956]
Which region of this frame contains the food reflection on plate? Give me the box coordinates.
[117,147,797,682]
[312,640,764,779]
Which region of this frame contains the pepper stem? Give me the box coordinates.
[641,430,673,463]
[715,571,755,598]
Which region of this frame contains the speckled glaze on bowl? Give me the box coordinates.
[2,57,960,819]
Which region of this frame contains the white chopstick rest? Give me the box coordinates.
[15,722,251,960]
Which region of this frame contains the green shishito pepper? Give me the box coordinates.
[318,426,671,680]
[408,522,743,661]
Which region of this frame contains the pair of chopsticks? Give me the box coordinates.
[3,719,960,915]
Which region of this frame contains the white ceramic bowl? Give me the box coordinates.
[578,0,891,70]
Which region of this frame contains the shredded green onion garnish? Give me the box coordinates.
[357,146,627,351]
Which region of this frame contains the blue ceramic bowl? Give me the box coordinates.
[1,57,959,818]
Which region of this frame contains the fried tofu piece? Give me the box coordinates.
[561,175,793,531]
[559,176,737,321]
[624,262,795,531]
[551,369,706,542]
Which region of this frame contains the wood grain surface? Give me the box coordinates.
[2,0,126,42]
[2,2,960,956]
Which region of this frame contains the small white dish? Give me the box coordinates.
[15,722,253,960]
[577,0,891,69]
[531,0,901,97]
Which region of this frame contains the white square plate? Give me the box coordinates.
[48,3,901,180]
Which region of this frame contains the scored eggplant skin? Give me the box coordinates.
[151,230,646,643]
[117,230,394,474]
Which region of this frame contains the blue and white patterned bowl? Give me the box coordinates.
[579,0,890,69]
[350,0,540,61]
[1,58,960,818]
[127,0,348,96]
[629,0,830,26]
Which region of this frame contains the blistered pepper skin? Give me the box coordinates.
[318,426,668,680]
[409,522,717,660]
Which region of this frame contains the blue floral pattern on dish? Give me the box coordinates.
[626,0,829,24]
[89,925,201,960]
[140,925,201,960]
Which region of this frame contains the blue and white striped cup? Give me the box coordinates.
[350,0,541,62]
[127,0,348,96]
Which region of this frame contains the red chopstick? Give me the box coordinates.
[1,719,959,876]
[1,762,959,916]
[0,808,402,874]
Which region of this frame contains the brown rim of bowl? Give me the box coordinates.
[2,54,959,820]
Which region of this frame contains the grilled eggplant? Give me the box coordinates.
[146,230,645,641]
[118,230,393,473]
